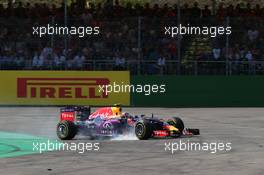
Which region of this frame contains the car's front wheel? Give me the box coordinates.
[167,117,185,133]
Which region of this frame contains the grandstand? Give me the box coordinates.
[0,0,264,75]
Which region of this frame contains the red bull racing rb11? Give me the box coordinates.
[56,105,200,140]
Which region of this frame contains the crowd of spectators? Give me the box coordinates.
[196,2,264,65]
[0,1,264,74]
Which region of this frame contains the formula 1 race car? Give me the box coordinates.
[56,105,200,140]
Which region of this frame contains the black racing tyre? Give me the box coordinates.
[57,120,77,140]
[135,121,152,140]
[168,117,185,133]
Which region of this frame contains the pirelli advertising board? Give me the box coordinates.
[0,71,130,105]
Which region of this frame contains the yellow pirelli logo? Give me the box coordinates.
[0,71,130,105]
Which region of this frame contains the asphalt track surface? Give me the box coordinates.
[0,107,263,175]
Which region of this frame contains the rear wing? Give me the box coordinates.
[60,106,90,122]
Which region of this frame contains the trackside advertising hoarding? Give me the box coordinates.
[0,71,130,106]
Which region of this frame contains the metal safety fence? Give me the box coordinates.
[1,59,264,75]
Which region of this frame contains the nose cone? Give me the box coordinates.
[165,125,179,132]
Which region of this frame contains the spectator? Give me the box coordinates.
[59,53,66,66]
[157,56,166,74]
[247,28,259,42]
[238,47,246,60]
[254,4,262,17]
[191,2,201,18]
[73,52,86,69]
[182,3,190,19]
[235,4,243,17]
[15,54,25,68]
[114,53,126,70]
[41,45,53,60]
[167,41,177,59]
[53,53,61,68]
[212,47,221,60]
[234,51,241,61]
[245,50,253,61]
[226,5,234,17]
[32,52,39,68]
[38,54,45,69]
[245,3,253,17]
[217,3,226,21]
[246,50,255,74]
[202,5,211,18]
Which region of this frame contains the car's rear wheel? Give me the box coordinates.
[135,121,152,140]
[57,120,77,140]
[167,117,184,133]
